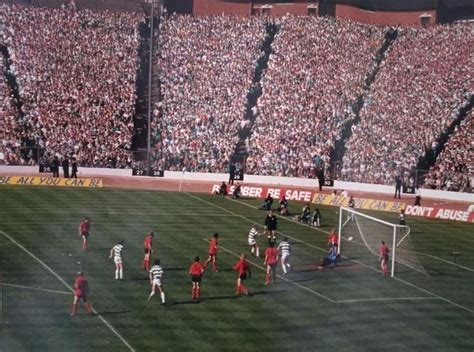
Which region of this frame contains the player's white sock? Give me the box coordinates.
[282,260,287,274]
[251,247,254,255]
[160,292,165,304]
[115,269,119,280]
[256,246,259,257]
[119,268,123,279]
[148,291,155,300]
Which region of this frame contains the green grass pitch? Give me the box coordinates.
[0,186,473,351]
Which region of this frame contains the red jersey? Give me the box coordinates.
[265,247,279,265]
[74,276,88,297]
[144,235,153,250]
[79,220,90,235]
[233,259,250,275]
[328,232,337,245]
[380,244,390,257]
[189,262,204,276]
[208,238,218,255]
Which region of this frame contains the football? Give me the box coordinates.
[348,236,353,241]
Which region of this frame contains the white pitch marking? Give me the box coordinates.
[2,282,71,295]
[401,251,474,273]
[228,197,474,272]
[203,239,336,303]
[0,230,136,352]
[336,296,440,304]
[187,193,474,315]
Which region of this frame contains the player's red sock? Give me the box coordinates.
[265,273,271,285]
[212,262,217,272]
[241,284,248,295]
[85,303,93,315]
[71,303,77,316]
[236,284,241,295]
[191,287,196,299]
[196,287,200,299]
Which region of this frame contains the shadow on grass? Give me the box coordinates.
[97,310,131,316]
[167,299,207,306]
[168,290,285,305]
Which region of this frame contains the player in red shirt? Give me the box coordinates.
[143,232,154,271]
[379,241,390,276]
[233,254,251,296]
[327,228,338,250]
[264,242,279,285]
[203,232,219,272]
[78,217,90,251]
[71,271,94,316]
[189,256,205,300]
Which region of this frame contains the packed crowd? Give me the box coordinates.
[246,16,385,177]
[0,54,22,165]
[342,23,473,186]
[0,6,471,192]
[424,110,472,192]
[0,4,143,167]
[154,14,266,172]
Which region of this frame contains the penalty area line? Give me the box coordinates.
[0,230,136,352]
[227,197,474,272]
[188,193,474,315]
[202,239,336,303]
[1,283,71,295]
[336,296,440,304]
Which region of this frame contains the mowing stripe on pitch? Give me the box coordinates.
[1,283,71,295]
[227,197,474,272]
[187,193,474,315]
[203,239,336,303]
[0,210,232,217]
[0,230,136,352]
[336,296,439,304]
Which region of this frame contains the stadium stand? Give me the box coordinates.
[246,16,385,177]
[155,14,266,172]
[0,5,143,167]
[424,109,472,192]
[0,3,471,192]
[341,23,473,187]
[0,51,22,165]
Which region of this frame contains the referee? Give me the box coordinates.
[264,210,277,244]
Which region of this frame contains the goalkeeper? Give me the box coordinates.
[317,246,338,271]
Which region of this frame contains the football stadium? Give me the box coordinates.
[0,0,473,351]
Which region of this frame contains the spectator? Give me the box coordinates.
[1,5,144,167]
[154,14,266,173]
[247,16,385,178]
[342,24,473,188]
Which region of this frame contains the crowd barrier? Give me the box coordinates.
[1,165,472,222]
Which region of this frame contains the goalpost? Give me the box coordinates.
[338,206,427,277]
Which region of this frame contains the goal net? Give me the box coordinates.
[338,207,427,277]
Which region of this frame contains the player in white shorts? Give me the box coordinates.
[109,240,124,280]
[148,259,165,304]
[277,237,292,274]
[248,224,261,257]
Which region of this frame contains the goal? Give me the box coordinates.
[338,206,427,277]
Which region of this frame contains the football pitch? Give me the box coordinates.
[0,186,473,352]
